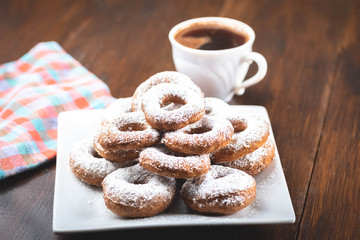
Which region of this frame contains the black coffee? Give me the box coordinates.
[175,24,248,50]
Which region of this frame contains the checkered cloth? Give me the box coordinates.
[0,42,115,180]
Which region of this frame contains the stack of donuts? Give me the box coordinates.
[69,71,275,218]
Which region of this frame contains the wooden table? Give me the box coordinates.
[0,0,359,239]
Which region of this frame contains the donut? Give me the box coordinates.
[93,137,142,162]
[69,138,136,187]
[141,83,205,130]
[211,113,270,163]
[139,145,210,178]
[181,165,256,215]
[102,164,176,218]
[101,97,132,125]
[131,71,203,111]
[220,137,275,176]
[204,97,231,116]
[163,115,234,154]
[95,111,161,151]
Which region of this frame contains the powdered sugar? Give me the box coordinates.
[163,115,234,154]
[181,165,256,207]
[141,83,205,129]
[131,71,203,111]
[221,138,275,175]
[140,145,209,169]
[230,114,270,149]
[93,137,142,162]
[255,156,279,195]
[102,97,132,124]
[96,111,160,150]
[69,138,134,181]
[204,97,230,116]
[139,145,210,178]
[102,164,176,208]
[211,113,270,163]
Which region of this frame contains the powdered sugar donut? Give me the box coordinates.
[163,115,234,154]
[131,71,203,111]
[220,137,275,175]
[139,145,211,178]
[101,97,132,125]
[69,138,136,187]
[95,111,160,151]
[211,113,270,163]
[204,97,231,116]
[181,165,256,215]
[141,83,205,130]
[93,138,142,162]
[102,164,176,218]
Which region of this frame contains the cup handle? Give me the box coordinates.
[234,52,268,95]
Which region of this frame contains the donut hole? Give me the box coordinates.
[231,120,248,132]
[185,126,212,135]
[234,123,247,132]
[119,123,147,132]
[213,171,228,180]
[205,106,214,115]
[128,176,150,185]
[130,179,148,185]
[160,95,186,111]
[88,145,102,158]
[161,102,183,111]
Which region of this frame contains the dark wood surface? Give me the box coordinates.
[0,0,359,239]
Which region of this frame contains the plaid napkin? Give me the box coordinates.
[0,42,115,180]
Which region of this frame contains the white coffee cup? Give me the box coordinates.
[169,17,267,102]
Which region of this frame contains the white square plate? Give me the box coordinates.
[53,105,295,233]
